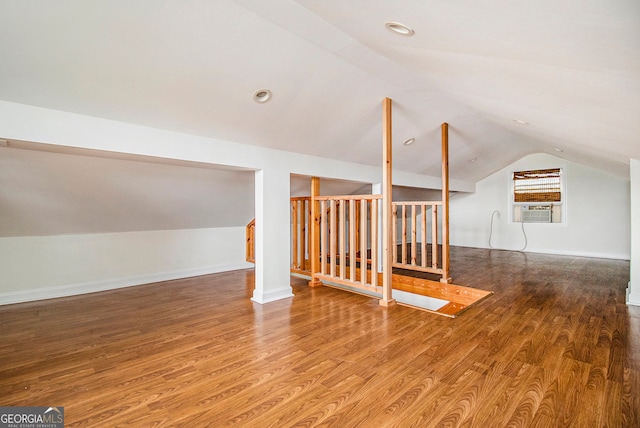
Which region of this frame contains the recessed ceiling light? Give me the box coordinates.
[553,148,563,152]
[253,89,272,103]
[513,118,529,125]
[385,22,415,36]
[468,157,477,163]
[403,138,415,146]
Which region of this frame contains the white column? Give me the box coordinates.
[628,158,640,306]
[252,168,294,304]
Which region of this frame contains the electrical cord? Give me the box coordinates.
[489,210,527,251]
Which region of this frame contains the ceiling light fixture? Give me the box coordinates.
[385,22,415,36]
[553,148,563,152]
[513,118,529,125]
[253,89,272,103]
[403,138,415,146]
[468,157,477,163]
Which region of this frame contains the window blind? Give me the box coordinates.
[513,168,561,203]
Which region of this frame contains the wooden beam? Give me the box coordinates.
[441,122,452,283]
[381,97,396,307]
[308,177,322,287]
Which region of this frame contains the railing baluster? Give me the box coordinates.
[411,204,417,266]
[401,204,407,265]
[298,200,304,269]
[321,200,327,275]
[392,205,398,264]
[371,198,378,287]
[432,204,438,269]
[306,199,311,271]
[421,204,427,268]
[292,201,298,269]
[355,201,361,258]
[330,200,337,277]
[349,200,356,282]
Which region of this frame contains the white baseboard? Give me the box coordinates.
[627,283,640,306]
[0,262,254,306]
[251,287,294,304]
[525,249,630,261]
[469,244,630,261]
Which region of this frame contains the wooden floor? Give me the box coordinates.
[1,247,638,427]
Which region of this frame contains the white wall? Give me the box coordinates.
[450,153,630,260]
[0,227,251,305]
[0,100,474,305]
[628,158,640,305]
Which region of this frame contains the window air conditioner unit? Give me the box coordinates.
[521,205,552,223]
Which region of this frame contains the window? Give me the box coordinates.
[512,168,563,223]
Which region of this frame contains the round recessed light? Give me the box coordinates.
[513,118,529,125]
[403,138,415,146]
[385,22,415,36]
[253,89,272,103]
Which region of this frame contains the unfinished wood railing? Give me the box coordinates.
[314,194,382,294]
[392,201,448,278]
[290,196,312,275]
[246,218,255,263]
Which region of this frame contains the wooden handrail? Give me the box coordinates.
[314,194,382,201]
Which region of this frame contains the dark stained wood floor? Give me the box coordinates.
[1,247,638,427]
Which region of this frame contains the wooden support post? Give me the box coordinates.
[441,123,452,283]
[381,97,396,307]
[309,177,322,287]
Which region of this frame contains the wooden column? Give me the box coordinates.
[381,98,396,307]
[308,177,322,287]
[441,123,452,283]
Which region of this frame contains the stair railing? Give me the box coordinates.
[245,218,255,263]
[290,196,312,275]
[313,194,382,293]
[392,201,448,279]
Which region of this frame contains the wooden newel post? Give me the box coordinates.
[441,123,452,283]
[381,98,396,307]
[308,177,322,287]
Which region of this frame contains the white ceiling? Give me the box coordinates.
[0,1,638,236]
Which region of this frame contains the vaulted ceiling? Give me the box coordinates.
[0,1,638,236]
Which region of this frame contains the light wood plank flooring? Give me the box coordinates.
[1,247,638,427]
